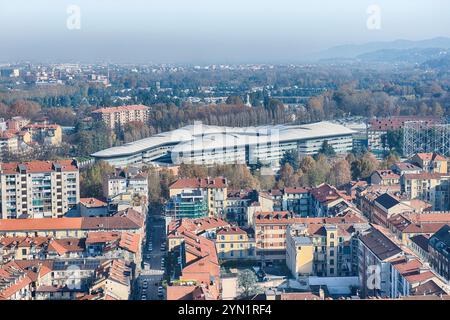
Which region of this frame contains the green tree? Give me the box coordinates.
[318,141,336,157]
[280,150,300,171]
[80,161,114,199]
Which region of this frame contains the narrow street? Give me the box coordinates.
[133,212,166,300]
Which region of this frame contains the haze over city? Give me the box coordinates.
[0,0,449,63]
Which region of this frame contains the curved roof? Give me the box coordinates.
[92,121,355,158]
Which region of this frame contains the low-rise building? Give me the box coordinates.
[215,226,255,260]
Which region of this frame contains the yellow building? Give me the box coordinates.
[411,153,448,174]
[215,226,256,260]
[22,124,62,146]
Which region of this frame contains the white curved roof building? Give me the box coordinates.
[92,121,356,167]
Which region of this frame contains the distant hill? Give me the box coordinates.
[356,47,449,64]
[315,37,450,61]
[421,53,450,70]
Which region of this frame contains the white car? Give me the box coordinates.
[141,294,147,300]
[158,286,163,293]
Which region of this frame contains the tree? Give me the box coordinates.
[178,163,208,179]
[80,161,114,199]
[277,163,301,188]
[280,150,300,171]
[318,140,336,157]
[237,269,259,299]
[328,159,351,187]
[351,152,379,180]
[9,100,42,119]
[386,129,403,155]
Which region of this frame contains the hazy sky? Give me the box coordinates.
[0,0,449,63]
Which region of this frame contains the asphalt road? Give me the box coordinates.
[133,214,166,300]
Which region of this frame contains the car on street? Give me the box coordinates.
[141,295,147,300]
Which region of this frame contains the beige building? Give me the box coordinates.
[401,173,450,211]
[0,160,80,219]
[0,132,19,154]
[411,153,448,174]
[92,104,150,130]
[286,222,366,278]
[22,124,62,146]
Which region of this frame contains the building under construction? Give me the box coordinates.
[403,121,450,158]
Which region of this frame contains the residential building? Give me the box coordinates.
[358,227,404,298]
[370,170,400,186]
[165,189,209,219]
[310,184,352,217]
[91,104,150,130]
[0,160,80,219]
[0,208,145,238]
[401,173,450,211]
[103,168,148,200]
[282,187,311,217]
[22,123,62,146]
[216,226,256,260]
[411,153,448,174]
[286,222,370,278]
[428,224,450,282]
[169,177,228,217]
[79,198,108,217]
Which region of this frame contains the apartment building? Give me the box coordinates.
[310,183,352,217]
[166,220,221,300]
[215,226,256,260]
[0,160,80,219]
[92,104,150,130]
[226,189,254,227]
[22,123,62,146]
[401,173,450,211]
[370,170,400,186]
[428,224,450,282]
[282,187,311,217]
[103,168,148,200]
[0,208,145,238]
[286,221,370,278]
[0,132,18,155]
[169,177,228,217]
[255,210,366,264]
[358,227,404,298]
[411,153,448,174]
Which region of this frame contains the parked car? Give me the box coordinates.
[141,295,147,300]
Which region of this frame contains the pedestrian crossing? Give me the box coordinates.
[141,269,164,276]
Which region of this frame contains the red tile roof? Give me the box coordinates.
[0,160,78,174]
[80,198,107,208]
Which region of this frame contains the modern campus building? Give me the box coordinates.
[92,121,355,168]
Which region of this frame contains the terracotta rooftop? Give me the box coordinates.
[0,159,78,174]
[80,198,108,208]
